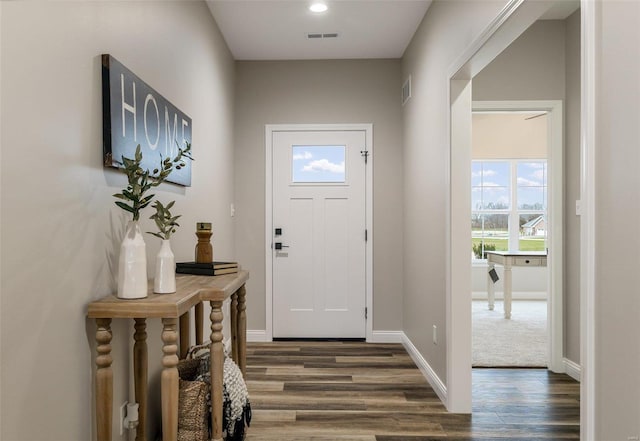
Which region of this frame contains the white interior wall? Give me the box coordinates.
[0,2,235,439]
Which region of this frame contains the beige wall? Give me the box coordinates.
[472,113,548,159]
[234,59,403,332]
[472,18,582,366]
[595,1,640,438]
[0,2,235,440]
[401,0,508,383]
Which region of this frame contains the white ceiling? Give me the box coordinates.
[206,0,433,60]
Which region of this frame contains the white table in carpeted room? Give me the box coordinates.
[486,251,547,319]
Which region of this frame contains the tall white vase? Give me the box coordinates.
[154,239,176,294]
[117,221,148,299]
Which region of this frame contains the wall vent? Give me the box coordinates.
[402,75,412,106]
[306,32,339,39]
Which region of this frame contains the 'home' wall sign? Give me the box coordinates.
[102,54,192,186]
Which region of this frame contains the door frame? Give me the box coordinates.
[472,99,564,374]
[446,2,595,439]
[265,123,374,341]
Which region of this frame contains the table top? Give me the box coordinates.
[87,270,249,319]
[485,251,547,258]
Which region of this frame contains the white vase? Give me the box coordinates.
[117,221,148,299]
[154,239,176,294]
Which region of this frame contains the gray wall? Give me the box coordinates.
[473,20,566,101]
[401,0,507,383]
[595,1,640,438]
[234,60,404,333]
[564,10,581,365]
[472,17,582,365]
[0,2,235,439]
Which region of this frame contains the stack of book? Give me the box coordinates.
[175,261,239,276]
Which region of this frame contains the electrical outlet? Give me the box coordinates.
[119,401,128,436]
[433,325,437,345]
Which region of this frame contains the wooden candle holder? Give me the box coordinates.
[195,222,213,263]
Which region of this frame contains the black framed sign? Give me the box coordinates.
[102,54,192,186]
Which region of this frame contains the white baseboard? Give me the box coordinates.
[247,330,270,342]
[400,332,447,405]
[472,291,547,300]
[369,330,403,343]
[563,358,581,382]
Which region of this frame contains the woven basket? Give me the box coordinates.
[178,378,209,441]
[178,358,201,381]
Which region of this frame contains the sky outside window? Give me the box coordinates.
[471,161,510,210]
[517,162,547,209]
[292,145,346,183]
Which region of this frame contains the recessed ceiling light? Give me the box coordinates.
[309,2,328,13]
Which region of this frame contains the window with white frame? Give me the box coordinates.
[471,160,547,260]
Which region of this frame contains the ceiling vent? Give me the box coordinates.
[306,33,339,40]
[402,75,412,106]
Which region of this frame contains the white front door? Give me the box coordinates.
[272,129,367,338]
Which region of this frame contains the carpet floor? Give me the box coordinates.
[472,300,547,367]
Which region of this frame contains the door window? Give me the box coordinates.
[291,145,346,183]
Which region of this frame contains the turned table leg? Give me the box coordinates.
[133,318,148,441]
[231,292,239,363]
[210,300,224,441]
[161,318,179,441]
[237,285,247,376]
[179,312,190,359]
[504,262,513,319]
[95,318,113,441]
[195,302,204,345]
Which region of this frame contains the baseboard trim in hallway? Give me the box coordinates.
[400,331,448,405]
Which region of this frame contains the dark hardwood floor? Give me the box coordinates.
[244,341,580,440]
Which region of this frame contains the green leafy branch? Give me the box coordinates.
[112,142,192,221]
[147,200,181,240]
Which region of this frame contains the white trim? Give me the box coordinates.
[401,332,447,405]
[473,100,564,373]
[265,126,274,341]
[564,358,582,382]
[449,0,524,79]
[580,1,596,439]
[370,331,403,343]
[247,330,270,343]
[264,124,374,342]
[447,78,473,413]
[448,0,555,80]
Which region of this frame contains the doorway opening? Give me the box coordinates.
[471,107,560,368]
[445,2,592,426]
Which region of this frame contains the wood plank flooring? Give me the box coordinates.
[244,341,580,440]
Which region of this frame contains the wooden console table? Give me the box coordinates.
[486,251,546,319]
[88,271,249,441]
